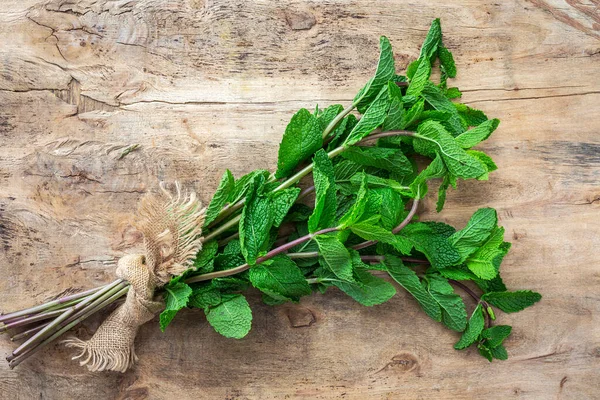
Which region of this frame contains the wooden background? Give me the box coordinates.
[1,0,599,398]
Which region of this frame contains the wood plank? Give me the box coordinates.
[0,0,599,398]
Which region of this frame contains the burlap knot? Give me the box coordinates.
[63,183,205,372]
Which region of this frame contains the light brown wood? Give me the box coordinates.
[1,0,599,398]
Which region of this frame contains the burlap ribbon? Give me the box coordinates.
[63,184,205,372]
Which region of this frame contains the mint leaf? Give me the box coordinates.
[397,223,461,268]
[249,255,311,302]
[345,85,390,146]
[385,255,441,321]
[350,222,396,243]
[410,154,447,198]
[454,304,485,349]
[413,120,486,179]
[419,18,442,62]
[275,108,322,178]
[490,344,508,360]
[482,291,542,313]
[193,240,219,274]
[378,188,404,230]
[308,149,337,233]
[317,104,344,131]
[159,282,193,332]
[314,233,354,282]
[189,284,221,309]
[465,227,506,279]
[333,267,396,306]
[269,187,301,228]
[467,150,497,180]
[204,169,235,226]
[406,58,431,98]
[449,208,498,262]
[341,146,412,176]
[239,177,272,265]
[401,98,425,128]
[438,43,456,78]
[481,325,512,348]
[205,294,252,339]
[425,274,467,331]
[455,103,488,127]
[338,174,368,229]
[353,36,396,113]
[382,82,404,131]
[455,119,500,148]
[228,170,270,204]
[436,175,451,212]
[421,82,463,135]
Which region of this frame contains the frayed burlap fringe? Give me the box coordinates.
[64,183,205,372]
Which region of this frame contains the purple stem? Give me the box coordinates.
[0,309,65,332]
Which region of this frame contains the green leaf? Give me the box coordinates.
[465,227,505,279]
[482,291,542,313]
[249,255,312,302]
[338,174,368,229]
[481,325,512,348]
[438,43,457,78]
[308,149,337,233]
[193,240,219,274]
[406,58,431,98]
[413,120,486,179]
[159,282,193,332]
[401,98,425,129]
[228,170,270,205]
[340,146,412,176]
[490,344,508,360]
[214,240,245,270]
[455,119,500,148]
[445,87,462,99]
[269,187,301,228]
[239,177,272,265]
[345,85,390,146]
[449,208,498,262]
[436,175,451,212]
[188,284,221,309]
[454,304,485,349]
[467,150,498,180]
[410,154,447,199]
[425,274,467,331]
[455,103,488,127]
[275,108,322,178]
[378,188,405,230]
[204,169,235,226]
[205,294,252,339]
[314,233,354,282]
[478,343,493,362]
[353,36,396,113]
[385,255,441,321]
[382,82,404,131]
[317,104,344,131]
[419,18,442,62]
[350,222,396,243]
[397,223,461,269]
[333,256,396,306]
[421,82,463,135]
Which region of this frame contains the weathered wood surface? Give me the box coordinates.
[0,0,599,398]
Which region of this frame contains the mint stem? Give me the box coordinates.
[186,226,338,284]
[0,285,106,323]
[448,279,493,328]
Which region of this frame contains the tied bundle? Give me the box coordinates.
[1,19,541,371]
[63,184,206,372]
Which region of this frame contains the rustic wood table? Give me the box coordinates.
[1,1,599,399]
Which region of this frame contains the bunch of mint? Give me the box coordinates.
[161,19,541,362]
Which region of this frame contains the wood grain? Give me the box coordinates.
[1,0,599,399]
